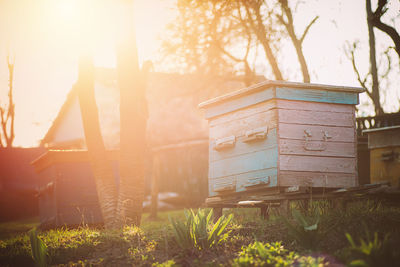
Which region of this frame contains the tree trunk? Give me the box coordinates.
[116,0,148,226]
[277,0,312,83]
[370,0,400,60]
[254,13,283,81]
[243,1,283,80]
[76,56,119,229]
[366,0,384,115]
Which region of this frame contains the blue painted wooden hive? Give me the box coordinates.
[199,81,364,199]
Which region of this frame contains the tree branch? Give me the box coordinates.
[243,0,283,80]
[348,44,372,99]
[372,19,400,59]
[300,16,319,44]
[217,44,243,63]
[277,0,311,82]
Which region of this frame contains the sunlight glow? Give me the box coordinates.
[54,0,79,22]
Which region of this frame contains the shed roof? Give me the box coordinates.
[41,69,262,149]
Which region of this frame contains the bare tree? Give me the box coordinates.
[0,54,15,148]
[162,0,319,83]
[348,0,399,115]
[366,0,384,115]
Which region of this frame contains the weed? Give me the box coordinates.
[281,209,327,250]
[29,228,48,267]
[345,232,397,266]
[169,209,233,250]
[152,259,179,266]
[232,241,326,267]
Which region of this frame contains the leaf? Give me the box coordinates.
[304,223,318,231]
[170,209,233,250]
[29,228,47,267]
[349,259,368,267]
[346,233,356,248]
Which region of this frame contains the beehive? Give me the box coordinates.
[199,81,364,197]
[31,150,119,227]
[364,126,400,188]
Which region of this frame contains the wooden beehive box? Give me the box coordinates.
[199,81,363,198]
[364,126,400,188]
[31,150,119,228]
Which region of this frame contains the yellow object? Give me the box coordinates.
[364,126,400,188]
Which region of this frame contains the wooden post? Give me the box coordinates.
[279,199,290,216]
[260,206,269,220]
[149,154,160,220]
[213,207,223,222]
[301,199,309,215]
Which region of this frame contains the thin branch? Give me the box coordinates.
[349,45,372,99]
[217,44,243,63]
[374,0,388,18]
[0,108,9,147]
[276,13,288,28]
[243,0,283,80]
[380,46,392,79]
[371,0,400,59]
[236,1,252,59]
[372,20,400,59]
[300,16,319,44]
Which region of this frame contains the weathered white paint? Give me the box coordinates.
[201,82,362,196]
[278,108,354,127]
[209,109,277,140]
[49,82,120,149]
[276,99,353,113]
[279,171,356,187]
[279,123,355,142]
[279,139,355,157]
[279,155,356,174]
[51,97,85,146]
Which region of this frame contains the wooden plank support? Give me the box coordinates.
[260,206,269,220]
[213,207,223,223]
[279,199,290,216]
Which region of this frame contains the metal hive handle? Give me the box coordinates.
[214,135,236,151]
[243,126,268,143]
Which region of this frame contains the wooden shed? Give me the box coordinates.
[364,126,400,188]
[31,150,119,228]
[32,70,261,227]
[199,81,364,199]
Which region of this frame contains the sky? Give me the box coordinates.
[0,0,399,147]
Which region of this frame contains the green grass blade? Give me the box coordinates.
[29,228,47,267]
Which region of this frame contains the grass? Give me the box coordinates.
[0,202,400,266]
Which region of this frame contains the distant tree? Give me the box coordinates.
[161,0,318,84]
[116,0,149,226]
[0,54,15,148]
[347,0,399,115]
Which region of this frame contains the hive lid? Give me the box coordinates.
[198,80,364,109]
[363,125,400,134]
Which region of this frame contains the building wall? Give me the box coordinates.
[0,148,45,221]
[51,97,85,146]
